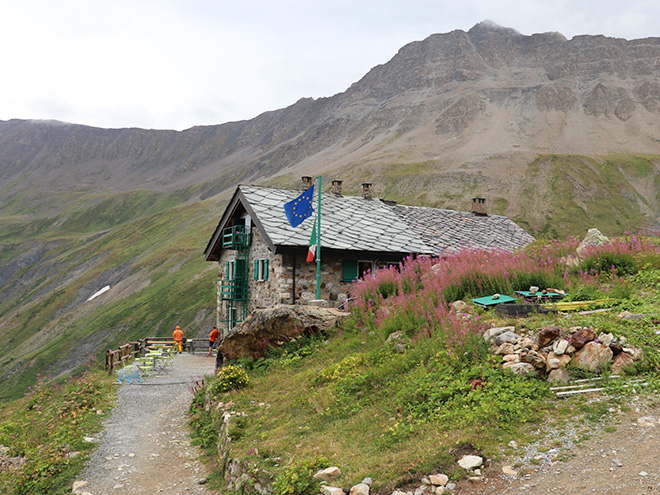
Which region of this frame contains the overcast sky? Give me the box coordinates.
[1,0,658,131]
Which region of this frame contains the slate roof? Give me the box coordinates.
[204,185,535,260]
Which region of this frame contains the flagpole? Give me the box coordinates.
[315,176,322,300]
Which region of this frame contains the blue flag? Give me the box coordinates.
[283,185,314,227]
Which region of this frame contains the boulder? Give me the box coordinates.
[611,352,636,375]
[494,331,522,346]
[72,481,88,493]
[538,326,561,347]
[505,362,535,376]
[218,306,347,359]
[570,328,597,350]
[458,455,483,471]
[321,487,345,495]
[428,474,449,486]
[623,347,645,361]
[494,343,516,355]
[521,352,546,370]
[576,228,611,258]
[552,339,569,355]
[546,352,571,371]
[609,341,624,355]
[451,300,467,313]
[572,342,613,372]
[314,466,342,482]
[350,483,370,495]
[483,326,515,343]
[547,368,571,384]
[501,465,518,476]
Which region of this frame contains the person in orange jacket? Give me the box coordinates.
[173,325,184,353]
[207,326,219,357]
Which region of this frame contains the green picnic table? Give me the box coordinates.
[514,290,568,301]
[472,294,516,308]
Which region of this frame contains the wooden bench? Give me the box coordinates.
[186,338,211,354]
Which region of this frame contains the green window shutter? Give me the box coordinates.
[342,260,359,282]
[263,259,269,280]
[225,261,230,279]
[254,259,259,281]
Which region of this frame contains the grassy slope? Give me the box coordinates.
[0,190,223,402]
[308,153,660,239]
[515,154,658,238]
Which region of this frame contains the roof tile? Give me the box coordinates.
[238,185,534,255]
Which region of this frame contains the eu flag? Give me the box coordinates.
[283,185,314,227]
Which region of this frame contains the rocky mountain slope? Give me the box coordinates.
[2,21,660,401]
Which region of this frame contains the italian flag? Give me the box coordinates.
[307,222,317,263]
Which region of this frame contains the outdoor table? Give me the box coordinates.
[472,294,516,308]
[514,290,568,302]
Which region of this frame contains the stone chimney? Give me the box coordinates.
[330,179,343,196]
[301,176,313,191]
[361,182,373,200]
[471,197,487,216]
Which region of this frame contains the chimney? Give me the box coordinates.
[330,179,343,196]
[471,197,487,216]
[361,182,373,200]
[301,176,313,191]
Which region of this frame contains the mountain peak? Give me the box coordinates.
[468,20,521,36]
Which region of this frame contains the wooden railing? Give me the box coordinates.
[105,336,213,373]
[105,340,144,374]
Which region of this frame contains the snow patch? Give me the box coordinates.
[87,285,110,302]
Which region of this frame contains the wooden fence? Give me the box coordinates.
[105,337,214,373]
[105,341,144,374]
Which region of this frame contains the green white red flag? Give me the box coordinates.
[307,222,317,263]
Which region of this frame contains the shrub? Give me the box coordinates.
[579,250,638,277]
[273,457,330,495]
[212,365,249,394]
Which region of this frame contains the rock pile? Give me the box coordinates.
[484,323,643,382]
[319,464,463,495]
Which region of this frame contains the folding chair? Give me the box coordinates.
[136,357,154,377]
[116,365,142,384]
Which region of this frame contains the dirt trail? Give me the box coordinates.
[456,398,660,495]
[77,353,218,495]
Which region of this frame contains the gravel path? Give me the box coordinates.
[455,397,660,495]
[76,353,218,495]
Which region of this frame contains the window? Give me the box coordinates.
[225,260,235,280]
[253,258,269,281]
[358,261,374,278]
[342,260,374,282]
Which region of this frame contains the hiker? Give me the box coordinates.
[173,325,184,353]
[207,325,219,357]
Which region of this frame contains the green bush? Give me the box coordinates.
[578,251,638,277]
[273,457,330,495]
[212,365,249,394]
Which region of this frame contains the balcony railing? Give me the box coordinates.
[221,225,250,250]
